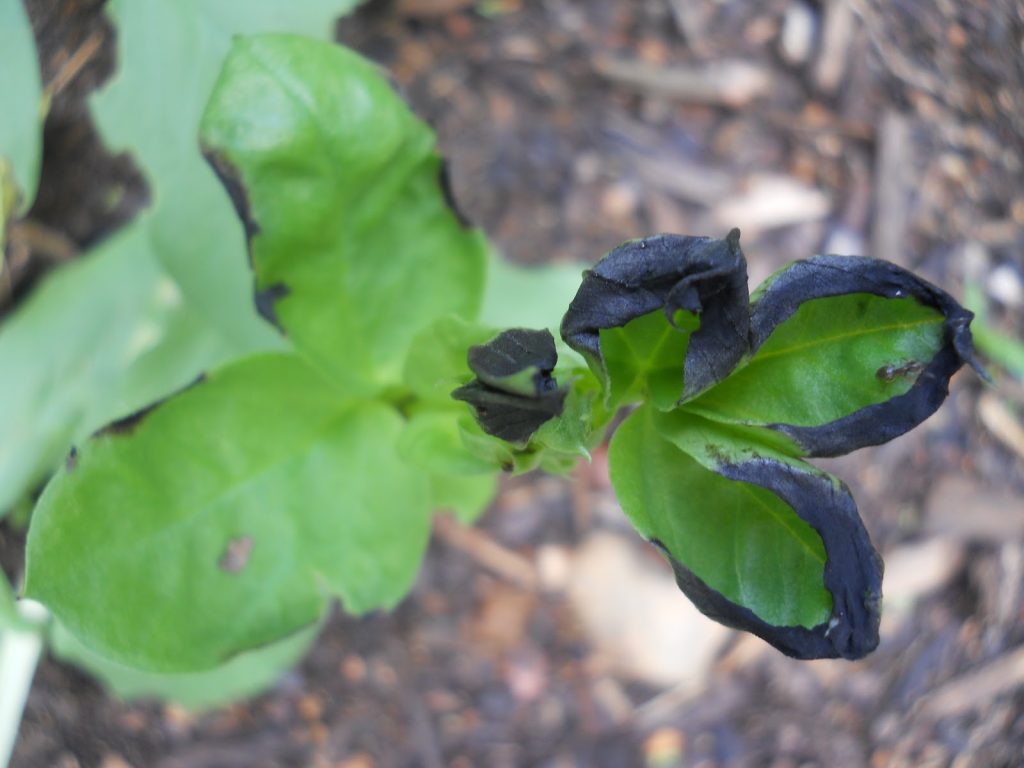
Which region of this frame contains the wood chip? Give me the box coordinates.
[871,110,914,267]
[712,174,831,232]
[813,0,855,93]
[925,476,1024,543]
[918,646,1024,719]
[593,56,772,107]
[978,392,1024,462]
[434,514,538,590]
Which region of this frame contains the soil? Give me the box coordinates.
[5,0,1024,766]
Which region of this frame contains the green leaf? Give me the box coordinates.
[0,218,238,515]
[608,406,883,659]
[684,256,983,456]
[200,35,488,393]
[402,316,496,404]
[399,411,497,477]
[597,309,697,409]
[50,618,320,710]
[430,472,497,524]
[25,352,432,671]
[481,257,589,332]
[532,380,598,462]
[688,293,943,424]
[610,406,830,630]
[0,0,43,217]
[89,1,358,350]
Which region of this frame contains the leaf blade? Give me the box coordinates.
[609,406,882,659]
[0,0,43,215]
[685,256,984,456]
[25,352,431,671]
[200,34,488,392]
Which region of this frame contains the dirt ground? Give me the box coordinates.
[5,0,1024,766]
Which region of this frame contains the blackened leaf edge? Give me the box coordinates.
[747,255,987,457]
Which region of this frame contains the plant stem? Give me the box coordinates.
[0,600,47,768]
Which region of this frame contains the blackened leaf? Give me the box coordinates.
[453,328,567,445]
[452,380,566,446]
[560,230,749,401]
[467,328,558,397]
[685,255,987,456]
[609,406,882,660]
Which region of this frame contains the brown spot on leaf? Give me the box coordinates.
[219,536,254,574]
[65,446,78,472]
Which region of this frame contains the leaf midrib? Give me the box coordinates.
[749,316,940,366]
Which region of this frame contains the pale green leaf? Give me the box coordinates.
[0,0,43,215]
[0,218,239,515]
[199,35,488,392]
[26,352,432,671]
[88,0,359,349]
[50,618,320,710]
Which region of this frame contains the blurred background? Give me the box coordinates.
[5,0,1024,765]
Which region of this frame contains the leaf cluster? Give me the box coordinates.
[458,231,985,659]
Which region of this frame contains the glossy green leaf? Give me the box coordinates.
[88,1,357,349]
[50,618,320,710]
[0,218,239,516]
[597,309,697,409]
[25,353,431,671]
[687,293,944,427]
[403,316,496,404]
[609,405,831,630]
[683,256,981,457]
[200,35,488,392]
[0,0,43,216]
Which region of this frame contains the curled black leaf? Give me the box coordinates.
[655,458,883,660]
[560,229,750,400]
[453,328,567,444]
[750,255,988,456]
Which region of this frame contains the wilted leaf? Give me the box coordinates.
[686,256,986,456]
[609,406,882,660]
[200,35,488,392]
[26,353,431,671]
[453,329,567,444]
[561,230,749,401]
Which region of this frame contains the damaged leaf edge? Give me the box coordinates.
[741,255,988,457]
[651,451,883,660]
